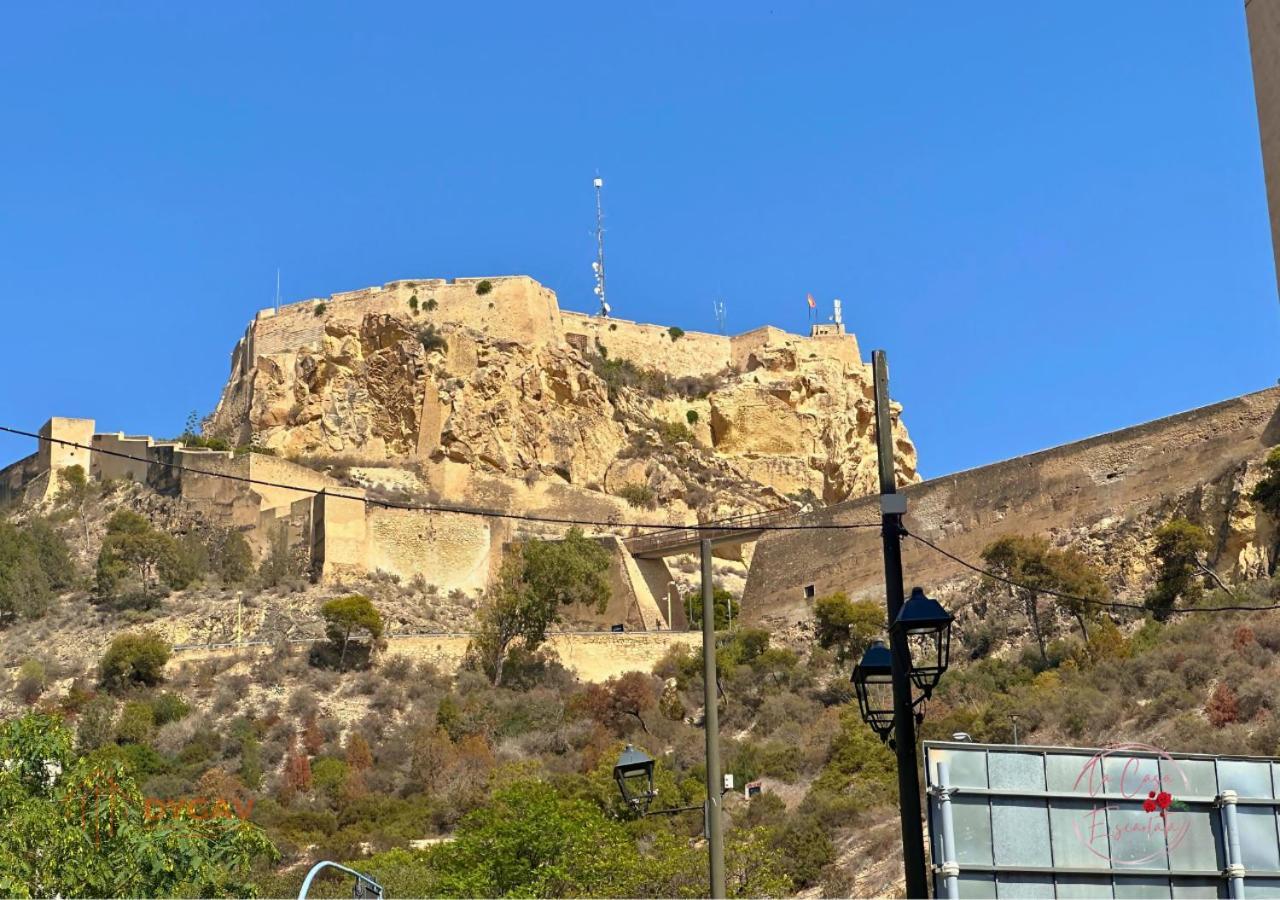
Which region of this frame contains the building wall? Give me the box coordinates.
[743,386,1280,628]
[1248,0,1280,296]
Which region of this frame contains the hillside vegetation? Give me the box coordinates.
[2,471,1280,896]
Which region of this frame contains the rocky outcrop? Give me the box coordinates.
[210,297,918,522]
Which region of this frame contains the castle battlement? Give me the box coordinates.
[223,275,863,387]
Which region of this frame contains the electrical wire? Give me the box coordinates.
[904,530,1280,616]
[0,424,882,535]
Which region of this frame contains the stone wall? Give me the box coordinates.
[249,276,563,360]
[172,631,701,683]
[364,507,492,593]
[742,385,1280,628]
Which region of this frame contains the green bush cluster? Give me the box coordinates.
[0,518,74,621]
[616,482,656,509]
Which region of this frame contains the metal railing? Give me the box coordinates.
[622,506,799,557]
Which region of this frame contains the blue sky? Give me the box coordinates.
[1,2,1276,479]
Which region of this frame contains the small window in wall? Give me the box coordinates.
[804,584,816,600]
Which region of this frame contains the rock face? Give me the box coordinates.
[210,277,918,522]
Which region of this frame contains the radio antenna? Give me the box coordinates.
[592,176,610,317]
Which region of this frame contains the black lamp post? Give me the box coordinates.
[613,744,658,811]
[895,586,953,700]
[851,640,896,744]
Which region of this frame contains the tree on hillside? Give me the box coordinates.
[0,520,74,623]
[99,631,171,690]
[1147,518,1211,621]
[0,713,276,897]
[813,592,885,662]
[1251,448,1280,519]
[320,594,384,671]
[980,535,1110,664]
[471,528,611,686]
[686,585,737,630]
[60,464,93,555]
[95,510,189,599]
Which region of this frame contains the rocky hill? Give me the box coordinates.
[207,276,918,524]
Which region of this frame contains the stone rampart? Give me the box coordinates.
[742,385,1280,627]
[171,631,701,683]
[249,276,562,360]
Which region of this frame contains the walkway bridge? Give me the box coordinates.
[623,507,801,559]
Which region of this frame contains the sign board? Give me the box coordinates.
[924,740,1280,899]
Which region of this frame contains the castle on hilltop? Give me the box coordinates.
[2,274,913,637]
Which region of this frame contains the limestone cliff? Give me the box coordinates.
[209,277,918,522]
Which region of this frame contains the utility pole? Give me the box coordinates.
[701,539,726,899]
[872,349,929,899]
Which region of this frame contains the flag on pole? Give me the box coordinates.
[806,293,816,309]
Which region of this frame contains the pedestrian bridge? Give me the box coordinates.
[622,507,800,559]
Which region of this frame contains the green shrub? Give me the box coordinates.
[1147,518,1211,621]
[418,324,448,354]
[150,692,190,726]
[14,659,46,705]
[686,586,737,630]
[425,297,438,312]
[813,592,886,662]
[408,294,419,313]
[100,631,171,690]
[216,530,255,584]
[314,302,327,316]
[686,409,699,426]
[616,482,656,509]
[667,326,685,341]
[474,279,493,296]
[0,520,74,621]
[75,695,117,751]
[114,700,156,745]
[658,420,695,445]
[774,814,835,890]
[312,756,349,801]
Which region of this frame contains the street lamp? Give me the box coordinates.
[613,744,657,811]
[851,640,896,744]
[894,586,953,699]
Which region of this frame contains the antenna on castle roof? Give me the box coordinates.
[833,298,842,326]
[713,298,726,334]
[593,175,609,317]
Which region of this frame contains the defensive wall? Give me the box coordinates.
[1,416,679,630]
[742,385,1280,627]
[221,274,865,391]
[170,631,701,684]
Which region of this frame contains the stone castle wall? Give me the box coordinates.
[742,385,1280,628]
[226,275,865,390]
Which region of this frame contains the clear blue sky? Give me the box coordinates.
[2,2,1276,479]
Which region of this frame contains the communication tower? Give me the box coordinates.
[593,177,609,317]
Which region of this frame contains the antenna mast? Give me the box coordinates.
[592,177,610,317]
[713,298,726,334]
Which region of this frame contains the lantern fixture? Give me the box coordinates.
[851,639,896,743]
[893,586,953,699]
[613,744,657,810]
